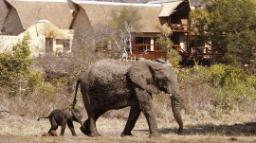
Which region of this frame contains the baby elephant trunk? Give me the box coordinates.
[170,94,183,134]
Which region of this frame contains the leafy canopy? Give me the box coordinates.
[190,0,256,67]
[0,34,31,87]
[156,24,181,67]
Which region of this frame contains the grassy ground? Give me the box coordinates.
[1,109,256,143]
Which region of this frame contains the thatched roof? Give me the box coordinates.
[3,0,186,34]
[19,20,73,39]
[159,1,183,17]
[148,0,184,4]
[75,1,162,33]
[0,0,10,33]
[6,0,73,29]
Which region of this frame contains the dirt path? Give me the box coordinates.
[1,113,256,143]
[1,134,256,143]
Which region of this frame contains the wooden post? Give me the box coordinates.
[150,37,154,51]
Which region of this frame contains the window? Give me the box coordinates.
[56,39,70,51]
[45,38,53,53]
[134,37,151,51]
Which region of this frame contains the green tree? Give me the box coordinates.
[156,24,181,67]
[156,24,173,51]
[190,0,256,67]
[0,34,31,95]
[12,34,31,74]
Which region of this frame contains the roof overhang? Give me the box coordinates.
[158,0,183,17]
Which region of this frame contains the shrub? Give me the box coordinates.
[0,34,31,95]
[178,64,256,116]
[167,48,181,68]
[0,34,69,117]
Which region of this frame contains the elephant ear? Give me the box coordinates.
[128,61,160,94]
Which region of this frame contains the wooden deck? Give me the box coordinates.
[128,50,167,60]
[169,23,188,32]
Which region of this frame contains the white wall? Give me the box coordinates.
[0,35,45,57]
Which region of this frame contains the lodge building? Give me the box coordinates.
[0,0,215,64]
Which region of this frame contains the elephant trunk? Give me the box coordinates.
[170,94,183,134]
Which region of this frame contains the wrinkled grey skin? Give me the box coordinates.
[73,59,183,137]
[38,108,83,136]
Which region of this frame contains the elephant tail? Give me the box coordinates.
[71,79,81,109]
[37,116,48,121]
[171,95,183,134]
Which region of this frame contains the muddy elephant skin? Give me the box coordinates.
[73,59,183,137]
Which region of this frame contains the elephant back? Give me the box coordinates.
[88,59,131,85]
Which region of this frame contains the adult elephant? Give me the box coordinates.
[72,59,183,137]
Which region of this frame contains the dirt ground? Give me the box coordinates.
[1,112,256,143]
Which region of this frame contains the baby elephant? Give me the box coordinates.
[38,108,83,136]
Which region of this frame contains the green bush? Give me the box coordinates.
[167,48,181,68]
[36,82,57,96]
[0,34,59,97]
[178,64,256,113]
[0,34,31,95]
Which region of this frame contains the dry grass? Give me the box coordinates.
[1,63,256,142]
[0,89,72,118]
[1,110,256,143]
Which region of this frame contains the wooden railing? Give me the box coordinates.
[196,50,224,60]
[132,44,160,52]
[129,50,167,60]
[169,23,188,32]
[190,46,225,61]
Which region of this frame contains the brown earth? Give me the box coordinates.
[1,111,256,143]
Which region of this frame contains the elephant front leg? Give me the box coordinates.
[142,108,160,137]
[67,121,77,136]
[121,106,141,137]
[135,88,160,138]
[171,95,183,134]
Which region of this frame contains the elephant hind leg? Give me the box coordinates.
[135,88,160,138]
[81,109,106,137]
[121,106,141,137]
[48,118,58,136]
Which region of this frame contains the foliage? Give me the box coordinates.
[0,34,59,97]
[156,24,181,67]
[190,0,256,67]
[156,24,173,50]
[0,34,31,89]
[178,64,256,114]
[167,48,181,68]
[0,34,67,117]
